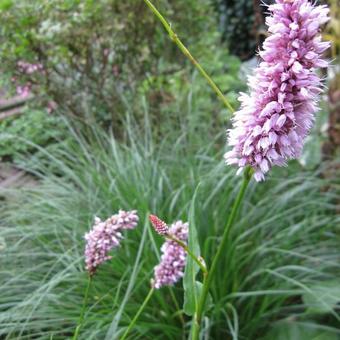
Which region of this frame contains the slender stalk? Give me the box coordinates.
[73,276,92,340]
[143,0,235,114]
[166,234,208,275]
[168,287,186,326]
[120,287,155,340]
[191,169,252,340]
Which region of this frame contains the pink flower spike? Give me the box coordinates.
[149,214,169,236]
[152,221,189,289]
[84,210,139,276]
[224,0,330,182]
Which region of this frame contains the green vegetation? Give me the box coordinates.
[0,118,339,339]
[0,0,221,128]
[0,108,67,162]
[0,0,339,339]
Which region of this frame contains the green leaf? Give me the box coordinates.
[195,281,213,309]
[184,280,213,317]
[263,321,338,340]
[183,185,202,316]
[303,281,340,315]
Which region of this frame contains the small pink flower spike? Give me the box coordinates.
[84,210,139,276]
[152,220,189,289]
[149,214,169,236]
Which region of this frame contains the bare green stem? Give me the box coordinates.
[191,169,252,340]
[166,234,208,275]
[73,276,91,340]
[143,0,235,114]
[120,287,155,340]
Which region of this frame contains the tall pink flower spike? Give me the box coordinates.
[225,0,330,181]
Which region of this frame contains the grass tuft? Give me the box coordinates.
[0,119,339,339]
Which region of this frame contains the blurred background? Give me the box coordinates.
[0,0,338,170]
[0,0,339,339]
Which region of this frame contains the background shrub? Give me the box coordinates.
[0,0,223,131]
[0,108,67,162]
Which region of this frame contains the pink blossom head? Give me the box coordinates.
[149,214,169,235]
[152,220,189,289]
[224,0,330,181]
[84,210,139,276]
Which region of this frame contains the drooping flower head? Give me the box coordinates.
[84,210,138,276]
[152,220,189,289]
[225,0,330,181]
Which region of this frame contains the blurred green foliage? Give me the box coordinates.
[137,47,245,140]
[0,108,67,162]
[264,322,338,340]
[0,0,239,131]
[299,103,329,170]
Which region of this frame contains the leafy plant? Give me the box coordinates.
[0,1,338,340]
[0,0,220,130]
[0,119,339,339]
[0,108,67,162]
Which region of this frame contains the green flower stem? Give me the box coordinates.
[166,234,208,275]
[191,169,252,340]
[143,0,235,114]
[120,287,155,340]
[73,276,92,340]
[168,288,185,326]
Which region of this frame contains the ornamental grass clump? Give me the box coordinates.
[77,0,331,339]
[224,0,330,181]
